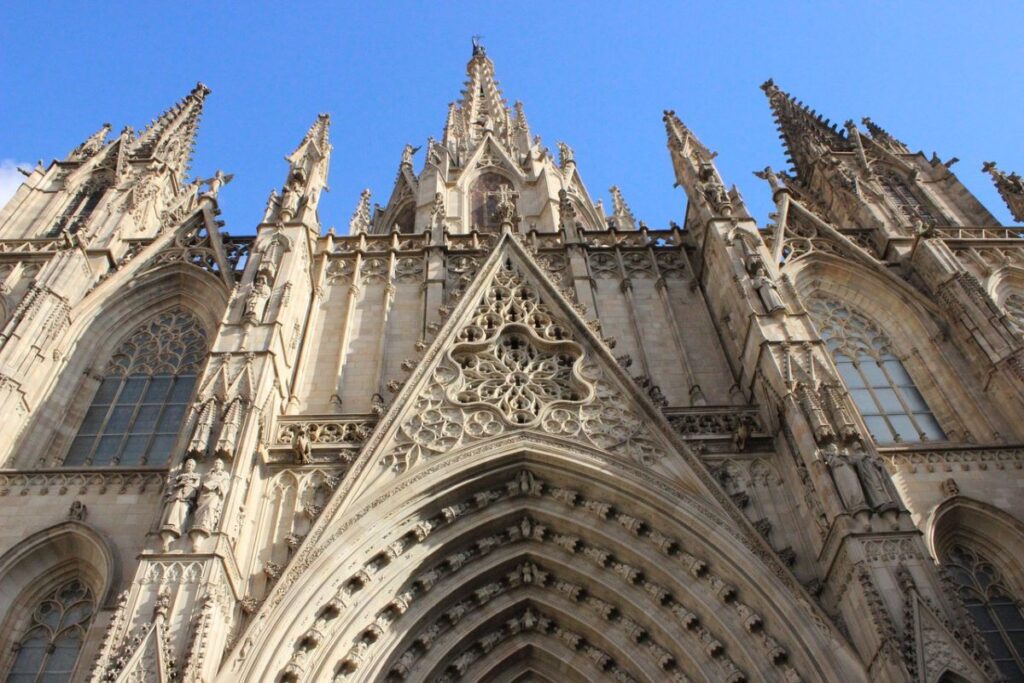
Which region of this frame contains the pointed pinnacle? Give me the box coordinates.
[294,113,332,156]
[861,117,910,154]
[349,188,372,234]
[131,81,211,180]
[983,161,1024,222]
[760,78,848,177]
[609,186,637,230]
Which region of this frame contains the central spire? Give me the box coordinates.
[442,40,528,159]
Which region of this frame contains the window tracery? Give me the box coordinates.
[4,579,95,682]
[469,172,515,232]
[64,308,207,467]
[878,172,939,226]
[807,297,944,444]
[944,544,1024,681]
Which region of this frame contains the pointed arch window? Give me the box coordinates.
[64,308,207,467]
[48,180,108,237]
[944,544,1024,681]
[878,172,939,226]
[4,578,95,682]
[807,297,944,444]
[392,202,415,234]
[469,172,515,232]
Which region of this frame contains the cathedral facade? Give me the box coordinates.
[0,44,1022,682]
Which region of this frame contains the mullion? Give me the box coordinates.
[83,375,127,466]
[141,376,175,465]
[874,360,927,441]
[110,376,150,465]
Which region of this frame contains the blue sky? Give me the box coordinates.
[2,3,1021,234]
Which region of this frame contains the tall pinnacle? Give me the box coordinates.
[861,117,910,154]
[67,123,113,162]
[609,186,637,230]
[131,82,211,182]
[663,110,714,162]
[761,79,848,180]
[982,161,1024,223]
[443,39,518,155]
[348,189,372,234]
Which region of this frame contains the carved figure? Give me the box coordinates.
[191,459,230,535]
[280,172,303,219]
[244,274,271,323]
[849,443,896,510]
[400,144,421,167]
[292,426,312,464]
[198,170,234,199]
[749,259,786,313]
[160,459,201,551]
[824,444,867,511]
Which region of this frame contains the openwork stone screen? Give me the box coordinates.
[944,545,1024,681]
[64,308,207,467]
[5,579,95,682]
[807,297,944,444]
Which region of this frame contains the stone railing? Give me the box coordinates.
[933,226,1024,241]
[879,444,1024,473]
[270,416,378,466]
[664,406,770,455]
[0,467,167,496]
[0,238,67,253]
[328,232,431,254]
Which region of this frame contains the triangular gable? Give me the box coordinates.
[908,592,989,683]
[335,230,735,509]
[459,133,526,182]
[113,619,170,683]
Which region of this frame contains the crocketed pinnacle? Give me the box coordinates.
[663,110,714,161]
[760,79,848,179]
[861,117,910,154]
[131,82,211,181]
[348,189,372,234]
[290,113,332,160]
[982,161,1024,223]
[608,186,637,230]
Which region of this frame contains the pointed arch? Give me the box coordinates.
[226,446,863,683]
[13,263,226,468]
[0,521,116,680]
[788,254,997,444]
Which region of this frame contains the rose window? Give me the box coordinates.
[452,332,585,425]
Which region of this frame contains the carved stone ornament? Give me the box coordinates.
[380,249,666,472]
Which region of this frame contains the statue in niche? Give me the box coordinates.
[244,274,271,323]
[747,257,786,313]
[823,441,896,512]
[280,171,304,219]
[191,459,231,541]
[848,442,897,510]
[823,443,867,511]
[292,425,312,465]
[160,458,201,551]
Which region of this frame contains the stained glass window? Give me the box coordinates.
[5,579,95,683]
[808,297,944,444]
[945,545,1024,681]
[64,308,207,467]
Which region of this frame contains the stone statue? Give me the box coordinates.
[400,144,420,167]
[557,141,574,166]
[824,444,867,511]
[292,426,312,465]
[191,459,231,537]
[160,459,201,551]
[198,170,234,199]
[280,172,304,219]
[849,443,896,510]
[430,192,446,227]
[244,274,271,323]
[494,185,517,226]
[748,259,786,313]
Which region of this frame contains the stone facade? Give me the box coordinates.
[0,43,1021,682]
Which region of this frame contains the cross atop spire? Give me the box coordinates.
[131,82,210,182]
[760,79,849,180]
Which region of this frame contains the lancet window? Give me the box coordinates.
[944,544,1024,681]
[878,172,939,226]
[64,308,207,467]
[807,297,944,444]
[469,172,515,231]
[47,181,108,237]
[4,579,95,682]
[392,203,416,234]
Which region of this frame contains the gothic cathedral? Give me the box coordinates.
[0,44,1022,683]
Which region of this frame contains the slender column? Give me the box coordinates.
[615,248,652,379]
[374,252,398,397]
[286,251,328,414]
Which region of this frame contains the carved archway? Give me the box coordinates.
[226,446,864,683]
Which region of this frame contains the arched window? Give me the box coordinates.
[64,308,207,467]
[469,172,515,232]
[807,297,945,444]
[944,544,1024,681]
[878,172,939,226]
[4,578,95,682]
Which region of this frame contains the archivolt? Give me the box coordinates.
[230,449,862,683]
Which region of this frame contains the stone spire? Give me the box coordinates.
[608,186,637,230]
[982,161,1024,222]
[760,79,849,181]
[861,117,910,154]
[66,122,112,162]
[442,39,524,158]
[348,189,372,234]
[663,110,739,221]
[130,82,210,182]
[275,114,332,224]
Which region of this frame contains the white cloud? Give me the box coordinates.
[0,159,32,208]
